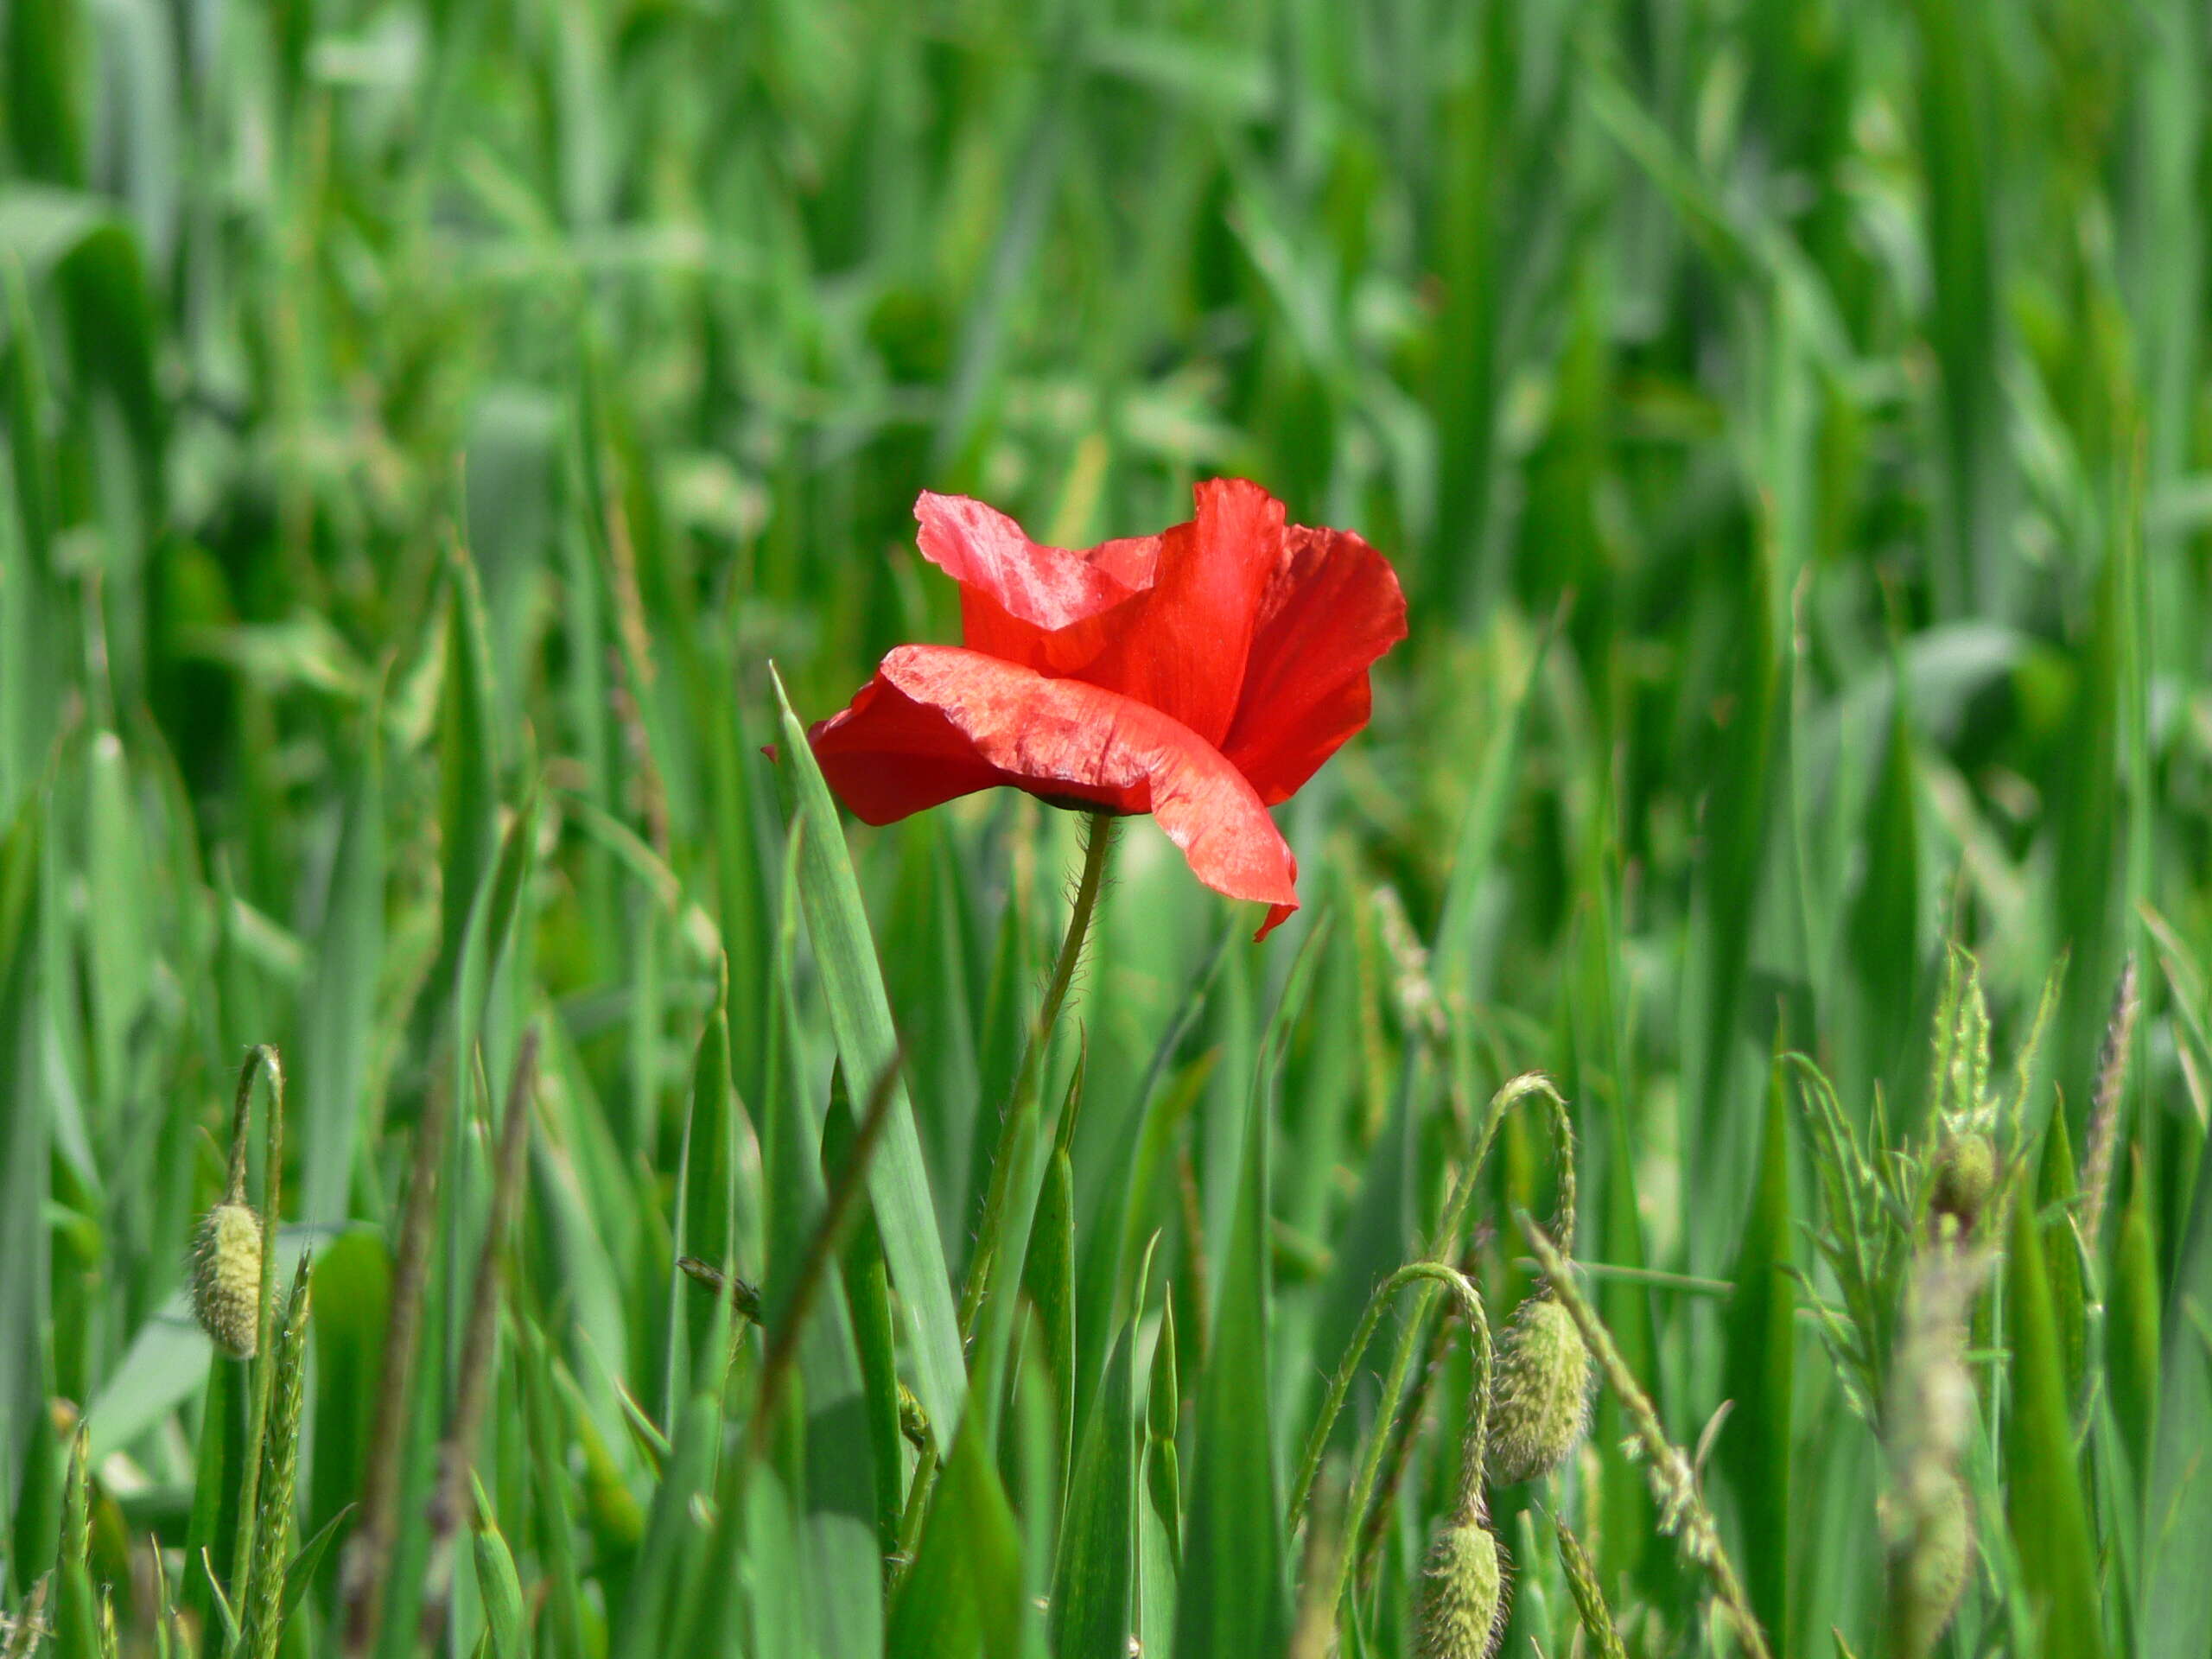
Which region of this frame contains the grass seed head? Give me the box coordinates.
[191,1201,264,1358]
[1413,1522,1507,1659]
[1485,1292,1592,1485]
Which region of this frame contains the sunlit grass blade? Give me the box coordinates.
[2139,1130,2212,1653]
[1173,1057,1289,1657]
[2003,1168,2107,1659]
[769,666,967,1446]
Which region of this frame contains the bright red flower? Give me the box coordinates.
[809,479,1407,938]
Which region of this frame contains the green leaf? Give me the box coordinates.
[1173,1055,1288,1659]
[609,1391,720,1659]
[279,1502,355,1627]
[1433,617,1554,1006]
[2140,1131,2212,1653]
[307,1229,391,1588]
[769,666,966,1446]
[426,546,504,1030]
[2,0,87,184]
[0,795,48,1545]
[760,828,884,1659]
[183,1350,250,1658]
[299,714,385,1227]
[823,1068,909,1563]
[887,1408,1024,1659]
[472,1512,527,1659]
[1025,1143,1077,1491]
[673,968,738,1407]
[2037,1111,2088,1405]
[2106,1166,2160,1496]
[1051,1250,1147,1659]
[80,731,149,1122]
[1721,1052,1796,1644]
[2002,1177,2106,1659]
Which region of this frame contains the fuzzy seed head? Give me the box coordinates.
[1413,1523,1506,1659]
[1929,1133,1995,1233]
[1485,1294,1592,1485]
[192,1202,264,1357]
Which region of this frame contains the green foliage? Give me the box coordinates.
[1,0,2206,1654]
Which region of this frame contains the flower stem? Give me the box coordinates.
[1321,1074,1563,1595]
[227,1046,285,1624]
[1329,1265,1490,1621]
[896,808,1115,1564]
[1286,1261,1490,1537]
[957,808,1115,1337]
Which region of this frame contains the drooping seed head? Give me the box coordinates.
[191,1202,264,1357]
[1485,1293,1592,1485]
[1412,1522,1507,1659]
[1928,1132,1996,1235]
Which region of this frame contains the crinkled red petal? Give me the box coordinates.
[1075,478,1285,747]
[915,492,1157,677]
[1220,524,1408,804]
[810,645,1299,925]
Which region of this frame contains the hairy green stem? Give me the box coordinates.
[1287,1261,1486,1534]
[1307,1263,1490,1621]
[227,1045,285,1639]
[957,810,1116,1336]
[1323,1073,1566,1599]
[896,809,1116,1566]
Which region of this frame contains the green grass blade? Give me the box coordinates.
[2002,1171,2107,1659]
[768,666,966,1446]
[886,1408,1024,1659]
[1722,1052,1796,1645]
[1050,1291,1141,1659]
[298,716,386,1227]
[2139,1126,2212,1652]
[1173,1055,1288,1658]
[0,795,48,1560]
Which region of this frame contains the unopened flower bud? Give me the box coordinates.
[1413,1522,1507,1659]
[191,1202,264,1357]
[1485,1293,1592,1485]
[1929,1133,1995,1233]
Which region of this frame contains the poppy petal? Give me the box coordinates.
[1219,524,1408,804]
[915,493,1159,675]
[1079,478,1286,747]
[810,645,1300,926]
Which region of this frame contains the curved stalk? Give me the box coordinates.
[1309,1263,1491,1621]
[1287,1261,1484,1533]
[1314,1073,1564,1597]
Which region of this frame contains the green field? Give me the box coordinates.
[2,0,2208,1654]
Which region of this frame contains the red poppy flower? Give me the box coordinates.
[809,479,1407,938]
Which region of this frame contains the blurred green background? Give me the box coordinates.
[1,0,2207,1653]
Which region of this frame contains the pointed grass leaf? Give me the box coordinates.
[887,1409,1025,1659]
[770,666,966,1446]
[2140,1135,2212,1654]
[1721,1055,1796,1644]
[471,1513,526,1659]
[1173,1061,1288,1658]
[2002,1183,2106,1659]
[299,719,385,1227]
[1050,1249,1150,1659]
